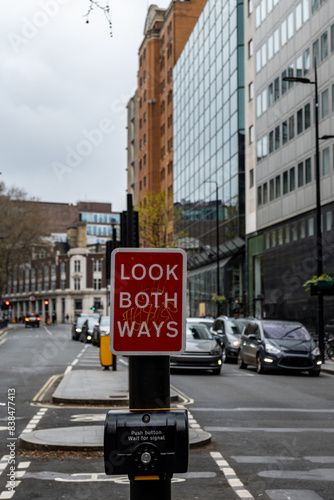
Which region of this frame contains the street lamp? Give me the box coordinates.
[204,180,220,315]
[283,61,327,362]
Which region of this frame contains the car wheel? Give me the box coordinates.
[238,351,247,369]
[256,354,265,374]
[309,368,321,377]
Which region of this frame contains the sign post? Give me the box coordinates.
[108,247,187,499]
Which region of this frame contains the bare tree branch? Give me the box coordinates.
[84,0,113,37]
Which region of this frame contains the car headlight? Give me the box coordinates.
[211,347,222,355]
[265,344,281,355]
[232,340,240,347]
[312,346,320,356]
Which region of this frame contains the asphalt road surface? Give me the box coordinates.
[1,323,334,500]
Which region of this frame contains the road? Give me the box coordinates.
[0,323,334,500]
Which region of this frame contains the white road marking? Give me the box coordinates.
[210,451,254,499]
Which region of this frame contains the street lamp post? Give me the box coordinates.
[205,180,220,315]
[283,61,329,362]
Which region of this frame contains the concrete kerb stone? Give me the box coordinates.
[19,426,211,452]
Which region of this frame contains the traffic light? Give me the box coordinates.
[44,299,49,306]
[91,305,96,311]
[4,300,10,308]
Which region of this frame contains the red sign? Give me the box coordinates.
[110,248,187,355]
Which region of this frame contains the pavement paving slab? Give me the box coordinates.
[52,369,180,406]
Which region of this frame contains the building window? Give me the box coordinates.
[304,103,311,129]
[269,131,274,153]
[249,125,254,144]
[93,279,102,290]
[296,3,302,31]
[248,0,253,15]
[292,223,298,241]
[282,121,288,144]
[75,299,82,311]
[60,262,66,274]
[321,31,328,60]
[263,183,268,204]
[305,158,312,183]
[248,39,253,57]
[270,179,275,201]
[257,186,262,206]
[331,23,334,52]
[281,70,287,94]
[74,260,80,272]
[298,161,304,187]
[290,167,295,191]
[250,169,254,188]
[275,126,280,149]
[297,109,303,134]
[323,147,330,175]
[303,48,310,75]
[275,175,281,198]
[326,211,333,231]
[322,89,329,118]
[61,279,66,290]
[313,39,319,67]
[285,226,290,244]
[93,260,102,272]
[274,77,279,100]
[74,279,80,290]
[308,217,314,236]
[283,171,288,194]
[312,0,318,13]
[268,83,273,106]
[248,82,254,100]
[300,220,306,238]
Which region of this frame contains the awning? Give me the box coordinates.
[187,257,231,277]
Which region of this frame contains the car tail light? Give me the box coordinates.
[36,316,40,321]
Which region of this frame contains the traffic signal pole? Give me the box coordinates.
[125,194,172,499]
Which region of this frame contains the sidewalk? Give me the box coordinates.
[19,368,211,451]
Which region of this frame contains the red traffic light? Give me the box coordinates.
[44,299,49,306]
[5,300,10,306]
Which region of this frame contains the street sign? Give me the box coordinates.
[110,248,187,355]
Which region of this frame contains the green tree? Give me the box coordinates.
[137,192,186,248]
[0,183,51,299]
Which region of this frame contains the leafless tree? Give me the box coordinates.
[84,0,113,36]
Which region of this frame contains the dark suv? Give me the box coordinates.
[211,316,244,362]
[24,313,40,328]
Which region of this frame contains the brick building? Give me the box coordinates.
[136,0,207,245]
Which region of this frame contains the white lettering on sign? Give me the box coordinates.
[117,321,178,338]
[120,263,178,281]
[119,292,177,309]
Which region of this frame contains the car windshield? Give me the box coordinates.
[88,318,97,327]
[186,323,213,340]
[100,317,110,327]
[263,323,311,340]
[76,317,86,327]
[225,319,243,336]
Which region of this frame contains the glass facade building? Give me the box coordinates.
[173,0,245,317]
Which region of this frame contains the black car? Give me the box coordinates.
[92,315,110,347]
[80,316,99,343]
[211,316,243,362]
[72,316,87,340]
[24,313,40,328]
[237,319,322,376]
[170,322,223,375]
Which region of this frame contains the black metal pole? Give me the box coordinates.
[314,62,325,363]
[215,184,220,317]
[126,194,172,499]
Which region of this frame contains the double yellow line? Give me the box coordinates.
[32,374,62,406]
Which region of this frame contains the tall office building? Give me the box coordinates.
[173,0,245,317]
[136,1,206,245]
[245,0,334,325]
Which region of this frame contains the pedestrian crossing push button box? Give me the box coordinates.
[104,409,188,477]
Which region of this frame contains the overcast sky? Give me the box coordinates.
[0,0,171,212]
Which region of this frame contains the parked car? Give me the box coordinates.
[237,319,322,376]
[170,322,223,375]
[24,313,40,328]
[92,315,110,347]
[211,316,244,362]
[72,316,87,340]
[80,316,99,343]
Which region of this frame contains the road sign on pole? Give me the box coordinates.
[110,248,187,355]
